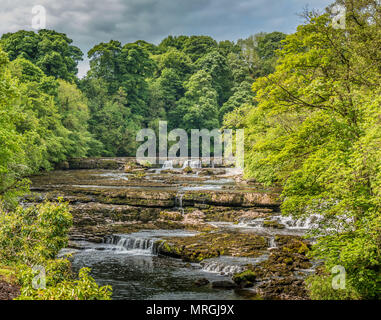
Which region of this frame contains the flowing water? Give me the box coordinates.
[31,162,319,300]
[66,230,258,300]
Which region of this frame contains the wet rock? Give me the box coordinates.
[199,169,226,176]
[257,277,308,300]
[68,158,125,170]
[263,220,285,229]
[211,280,237,289]
[158,233,267,263]
[183,167,193,174]
[194,278,210,287]
[247,237,313,281]
[232,270,257,287]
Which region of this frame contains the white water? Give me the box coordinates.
[182,160,202,169]
[268,236,277,249]
[162,160,174,170]
[105,235,159,255]
[181,185,223,191]
[238,214,324,231]
[175,192,185,214]
[201,255,269,276]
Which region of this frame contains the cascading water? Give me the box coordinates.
[200,255,269,276]
[182,159,202,169]
[162,160,174,170]
[202,262,244,275]
[182,160,192,169]
[190,160,202,169]
[268,236,277,249]
[175,192,185,214]
[105,235,159,255]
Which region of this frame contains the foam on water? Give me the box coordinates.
[201,255,269,276]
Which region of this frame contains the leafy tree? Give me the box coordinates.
[1,30,83,81]
[170,70,219,131]
[195,50,232,105]
[220,81,254,122]
[237,31,286,78]
[158,35,189,52]
[218,40,241,56]
[239,1,381,299]
[87,41,155,120]
[155,48,193,78]
[0,49,30,206]
[56,79,102,157]
[183,36,218,62]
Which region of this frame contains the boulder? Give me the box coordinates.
[194,278,210,287]
[211,280,237,289]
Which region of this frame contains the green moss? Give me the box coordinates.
[233,270,257,285]
[183,167,193,174]
[263,220,285,229]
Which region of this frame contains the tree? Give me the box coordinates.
[158,35,189,52]
[87,41,155,120]
[195,50,232,105]
[90,88,140,156]
[170,70,219,131]
[239,1,381,299]
[56,80,102,157]
[237,32,286,78]
[1,30,83,82]
[183,36,218,62]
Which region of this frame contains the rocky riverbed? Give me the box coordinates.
[25,158,320,300]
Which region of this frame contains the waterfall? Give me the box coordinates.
[201,262,244,275]
[162,160,173,170]
[268,236,277,249]
[190,160,201,169]
[175,192,184,214]
[182,159,201,169]
[274,214,322,230]
[201,255,269,276]
[104,235,159,255]
[182,160,192,169]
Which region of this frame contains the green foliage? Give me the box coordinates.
[0,201,112,300]
[183,36,218,62]
[232,1,381,299]
[196,50,232,105]
[56,79,102,157]
[16,267,112,300]
[237,31,286,78]
[307,212,381,299]
[0,48,97,207]
[0,201,72,265]
[1,30,83,82]
[171,70,220,131]
[81,32,283,157]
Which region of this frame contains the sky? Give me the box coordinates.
[0,0,333,77]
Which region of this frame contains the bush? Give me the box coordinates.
[0,201,113,300]
[306,212,381,300]
[0,200,72,265]
[16,268,112,300]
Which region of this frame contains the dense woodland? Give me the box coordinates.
[0,0,380,300]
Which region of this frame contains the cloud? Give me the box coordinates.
[0,0,333,77]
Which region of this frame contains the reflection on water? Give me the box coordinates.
[70,245,254,300]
